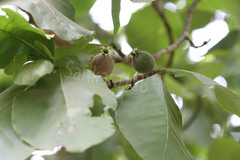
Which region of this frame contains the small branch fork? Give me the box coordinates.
[153,0,202,60]
[107,0,203,89]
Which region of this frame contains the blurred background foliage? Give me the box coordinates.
[1,0,240,159]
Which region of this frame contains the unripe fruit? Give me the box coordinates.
[131,49,155,74]
[91,48,114,77]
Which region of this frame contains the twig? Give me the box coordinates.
[153,0,201,60]
[187,37,211,48]
[107,71,157,89]
[152,0,175,68]
[111,42,125,58]
[183,95,202,131]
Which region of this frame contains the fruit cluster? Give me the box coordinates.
[91,47,155,77]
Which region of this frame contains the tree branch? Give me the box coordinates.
[106,71,158,89]
[153,0,201,60]
[152,0,175,68]
[111,42,126,58]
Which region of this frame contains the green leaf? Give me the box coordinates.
[0,0,94,41]
[214,85,240,117]
[126,6,183,53]
[0,70,13,92]
[116,75,194,160]
[55,54,90,71]
[208,137,240,160]
[70,0,96,19]
[194,0,240,25]
[191,10,213,30]
[126,6,167,53]
[112,0,121,35]
[12,68,117,152]
[4,54,28,75]
[0,8,54,68]
[0,86,33,160]
[165,68,240,118]
[0,85,25,110]
[54,43,100,61]
[14,59,54,86]
[54,44,101,70]
[34,40,54,60]
[165,68,219,86]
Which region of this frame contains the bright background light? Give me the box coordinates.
[188,10,229,62]
[90,0,144,31]
[228,114,240,127]
[213,75,228,87]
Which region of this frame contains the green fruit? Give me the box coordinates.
[91,51,114,77]
[131,49,155,73]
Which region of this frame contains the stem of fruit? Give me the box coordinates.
[106,0,202,89]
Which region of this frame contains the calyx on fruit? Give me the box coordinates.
[131,49,155,74]
[91,47,114,77]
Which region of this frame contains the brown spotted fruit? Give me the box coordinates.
[131,49,155,74]
[91,48,114,77]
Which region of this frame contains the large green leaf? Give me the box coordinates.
[126,6,183,53]
[54,43,100,61]
[4,54,28,75]
[0,86,33,160]
[12,67,117,152]
[54,44,101,71]
[112,0,121,35]
[116,75,194,160]
[0,8,54,68]
[0,0,94,41]
[165,68,240,118]
[214,85,240,117]
[208,137,240,160]
[14,59,54,86]
[126,6,167,53]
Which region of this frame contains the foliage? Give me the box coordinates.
[0,0,240,160]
